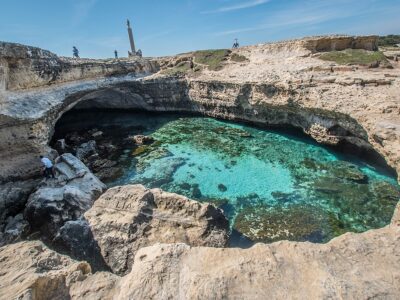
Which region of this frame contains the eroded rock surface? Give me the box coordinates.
[2,223,400,299]
[24,153,105,239]
[116,226,400,299]
[1,35,400,181]
[1,35,400,299]
[58,184,229,275]
[0,240,92,300]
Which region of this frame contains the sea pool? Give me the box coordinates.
[55,111,400,246]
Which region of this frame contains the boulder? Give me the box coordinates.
[329,161,368,183]
[132,134,154,145]
[0,179,38,246]
[54,138,67,153]
[69,271,119,300]
[75,140,97,160]
[0,240,92,300]
[60,184,229,275]
[0,214,30,246]
[24,153,106,238]
[0,179,38,224]
[53,218,111,272]
[91,130,103,139]
[94,166,123,182]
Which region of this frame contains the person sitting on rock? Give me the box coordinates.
[40,155,55,179]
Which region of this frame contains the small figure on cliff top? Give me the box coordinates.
[40,155,55,179]
[232,38,239,49]
[114,50,118,59]
[72,46,79,58]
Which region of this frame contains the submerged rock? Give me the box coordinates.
[218,183,228,192]
[234,204,330,243]
[137,157,186,187]
[24,153,106,239]
[328,161,368,183]
[132,134,155,145]
[67,184,229,275]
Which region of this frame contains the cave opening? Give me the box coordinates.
[51,107,400,247]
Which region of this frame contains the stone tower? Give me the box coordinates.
[127,19,136,56]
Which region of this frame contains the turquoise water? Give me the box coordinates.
[56,111,400,245]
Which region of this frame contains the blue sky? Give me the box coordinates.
[1,0,399,58]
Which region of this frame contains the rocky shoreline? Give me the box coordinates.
[1,35,400,299]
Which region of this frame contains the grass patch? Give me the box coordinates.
[231,53,248,62]
[319,49,389,66]
[193,49,231,71]
[378,35,400,47]
[161,61,191,76]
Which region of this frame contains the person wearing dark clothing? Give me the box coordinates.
[40,155,55,179]
[73,46,80,58]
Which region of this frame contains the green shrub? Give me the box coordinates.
[161,61,191,76]
[378,35,400,47]
[193,49,231,71]
[319,49,389,65]
[230,53,248,62]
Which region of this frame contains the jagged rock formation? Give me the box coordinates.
[0,178,40,246]
[1,210,399,299]
[115,221,400,299]
[24,153,106,239]
[0,240,93,300]
[1,35,399,182]
[0,41,159,91]
[57,184,229,275]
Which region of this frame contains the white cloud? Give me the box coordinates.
[214,0,393,36]
[202,0,271,14]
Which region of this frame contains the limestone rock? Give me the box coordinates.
[1,36,400,299]
[91,130,103,139]
[0,179,38,246]
[75,140,96,160]
[24,153,106,238]
[81,184,228,275]
[116,226,400,299]
[0,213,29,246]
[0,179,38,224]
[0,240,91,300]
[306,123,340,145]
[53,218,111,272]
[132,134,154,145]
[69,271,119,300]
[54,138,70,154]
[0,41,158,91]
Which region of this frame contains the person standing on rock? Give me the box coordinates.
[72,46,79,58]
[40,155,55,179]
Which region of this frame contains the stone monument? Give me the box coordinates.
[127,19,136,57]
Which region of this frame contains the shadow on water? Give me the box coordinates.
[53,108,397,176]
